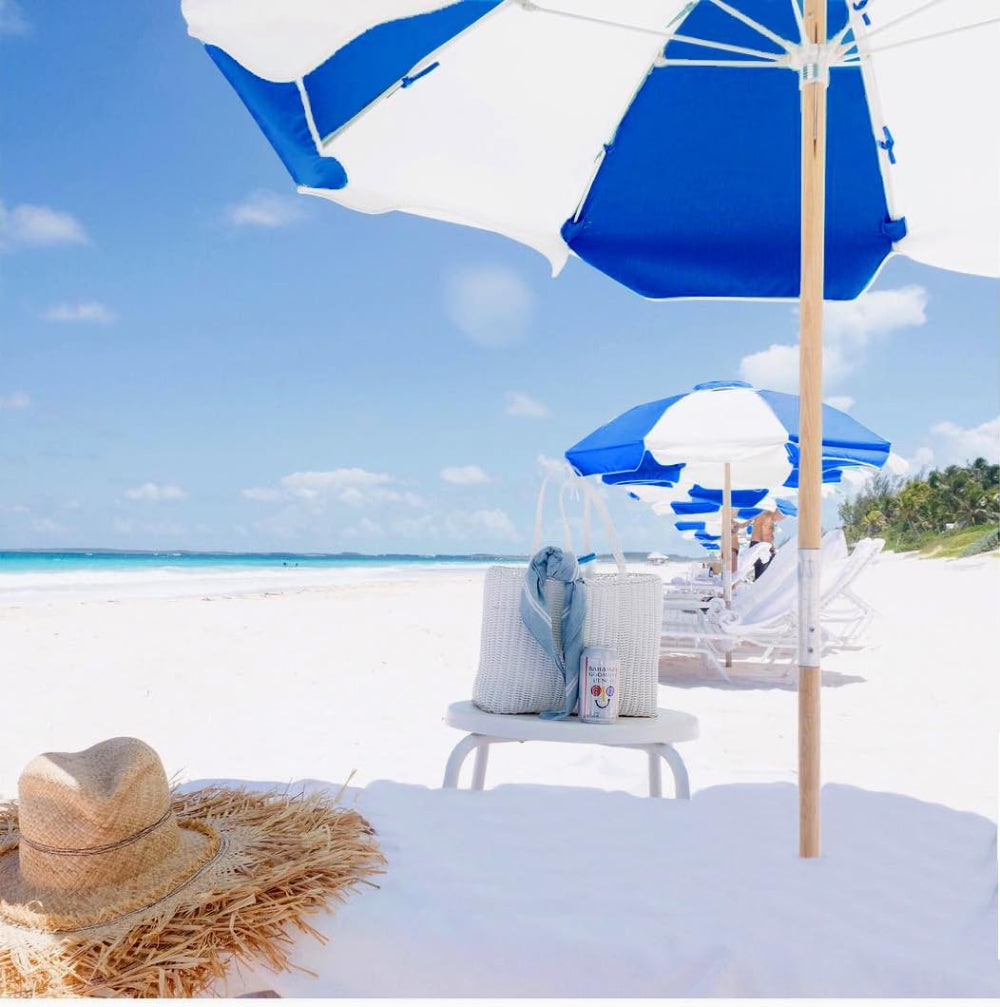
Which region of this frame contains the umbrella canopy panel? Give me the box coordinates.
[183,0,999,295]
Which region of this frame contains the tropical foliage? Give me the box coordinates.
[838,458,999,552]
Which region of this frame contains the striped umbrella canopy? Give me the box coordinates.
[181,0,998,856]
[566,380,891,489]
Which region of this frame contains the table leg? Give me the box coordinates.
[442,733,483,788]
[647,749,663,798]
[656,744,691,799]
[471,741,490,790]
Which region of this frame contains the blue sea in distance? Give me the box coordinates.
[0,550,519,573]
[0,550,533,605]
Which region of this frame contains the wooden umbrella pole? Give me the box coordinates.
[798,0,828,859]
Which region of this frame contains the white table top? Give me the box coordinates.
[445,701,698,745]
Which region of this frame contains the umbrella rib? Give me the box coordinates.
[839,17,1000,60]
[703,0,797,53]
[658,59,789,68]
[837,0,949,49]
[521,4,784,61]
[788,0,806,44]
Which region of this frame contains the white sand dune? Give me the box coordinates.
[1,549,997,995]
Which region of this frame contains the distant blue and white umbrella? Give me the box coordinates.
[568,380,889,582]
[182,0,998,854]
[566,380,890,490]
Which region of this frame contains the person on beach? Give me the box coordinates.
[749,509,786,579]
[729,520,742,574]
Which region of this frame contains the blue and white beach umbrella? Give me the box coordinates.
[566,380,891,490]
[182,0,998,855]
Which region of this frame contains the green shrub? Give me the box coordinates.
[959,526,1000,557]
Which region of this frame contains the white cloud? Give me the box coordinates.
[245,468,424,509]
[440,465,491,485]
[1,503,30,514]
[113,517,186,538]
[443,508,518,542]
[738,286,928,391]
[0,201,88,248]
[928,416,1000,466]
[226,189,307,228]
[31,517,67,536]
[0,2,28,35]
[824,395,854,412]
[824,286,928,345]
[737,342,798,391]
[505,390,549,419]
[444,265,534,346]
[391,514,436,539]
[537,454,572,477]
[905,417,998,473]
[342,517,384,540]
[124,482,188,502]
[242,487,282,502]
[42,301,117,324]
[0,391,29,410]
[392,508,518,544]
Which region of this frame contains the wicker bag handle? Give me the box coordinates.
[531,471,626,575]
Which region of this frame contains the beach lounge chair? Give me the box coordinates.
[662,541,774,607]
[813,537,885,646]
[660,531,881,677]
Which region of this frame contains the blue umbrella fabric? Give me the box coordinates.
[181,1,997,296]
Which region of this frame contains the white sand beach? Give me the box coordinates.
[2,548,998,995]
[3,550,996,816]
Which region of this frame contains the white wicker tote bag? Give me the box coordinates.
[472,474,661,717]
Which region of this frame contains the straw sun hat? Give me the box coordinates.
[0,737,385,997]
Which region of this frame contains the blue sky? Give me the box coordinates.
[1,1,997,556]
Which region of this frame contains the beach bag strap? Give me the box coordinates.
[569,477,627,575]
[531,471,574,555]
[530,471,627,575]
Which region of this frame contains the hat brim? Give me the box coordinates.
[0,786,384,998]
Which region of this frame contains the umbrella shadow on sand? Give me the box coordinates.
[659,653,866,691]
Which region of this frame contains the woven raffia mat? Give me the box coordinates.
[0,787,385,998]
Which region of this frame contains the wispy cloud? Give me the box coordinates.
[0,1,29,36]
[0,391,30,410]
[824,395,854,412]
[448,508,517,542]
[342,517,384,540]
[42,301,117,324]
[505,390,549,419]
[391,508,518,543]
[226,189,308,228]
[31,516,68,536]
[113,517,186,539]
[916,415,1000,469]
[738,286,928,391]
[0,201,89,249]
[440,465,491,485]
[244,468,423,508]
[242,487,282,502]
[124,482,188,502]
[444,265,534,346]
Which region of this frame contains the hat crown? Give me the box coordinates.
[17,737,181,893]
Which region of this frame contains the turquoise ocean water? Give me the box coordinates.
[0,550,517,574]
[0,551,525,604]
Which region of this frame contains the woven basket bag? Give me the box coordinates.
[472,474,661,717]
